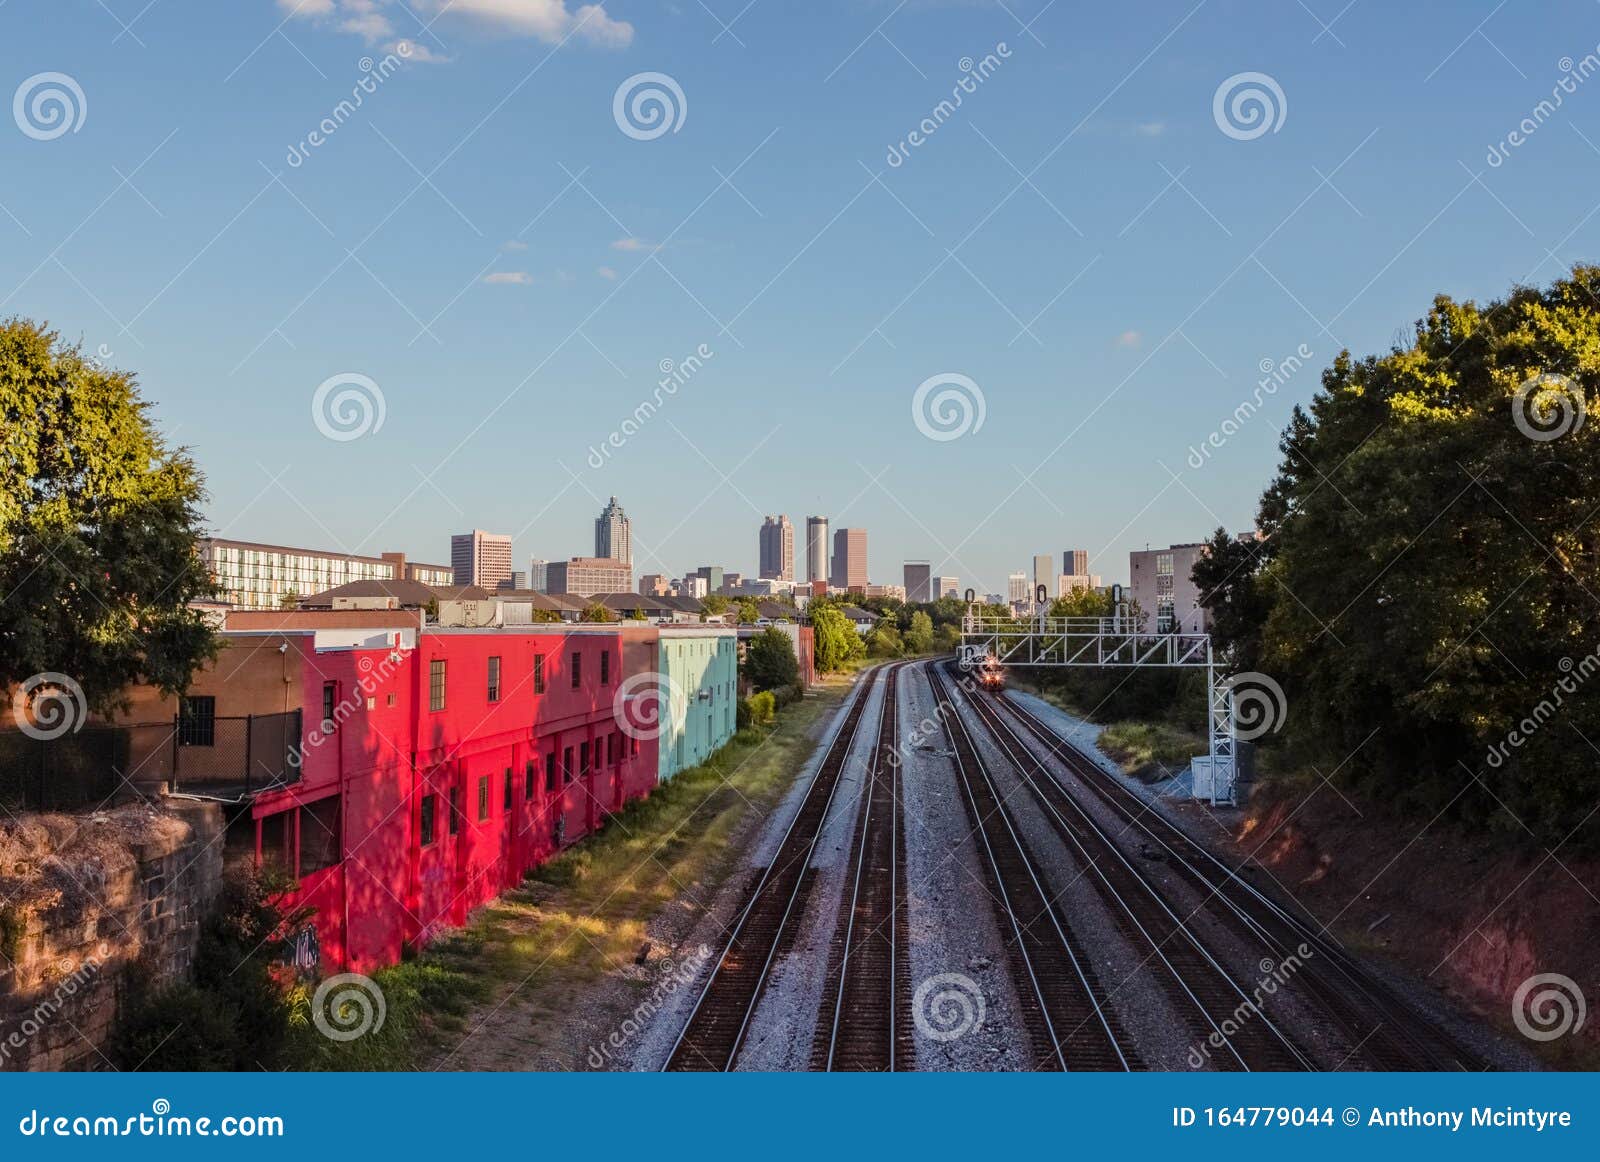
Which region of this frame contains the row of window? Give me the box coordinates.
[427,649,612,712]
[417,731,637,846]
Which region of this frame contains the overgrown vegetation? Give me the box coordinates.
[1097,721,1208,783]
[1196,268,1600,848]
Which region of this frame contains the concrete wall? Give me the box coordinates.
[0,801,224,1071]
[658,630,738,782]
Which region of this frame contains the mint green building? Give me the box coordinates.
[658,627,739,782]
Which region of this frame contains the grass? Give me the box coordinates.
[294,674,853,1070]
[1096,720,1208,783]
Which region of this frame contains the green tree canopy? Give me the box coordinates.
[809,602,863,672]
[1,320,216,712]
[904,610,934,654]
[580,602,614,623]
[744,626,800,691]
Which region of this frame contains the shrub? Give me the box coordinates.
[749,690,776,725]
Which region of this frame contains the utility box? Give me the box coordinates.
[1190,755,1238,806]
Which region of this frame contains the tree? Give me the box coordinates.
[735,597,761,625]
[1231,268,1600,843]
[0,320,216,712]
[1191,528,1270,672]
[701,594,730,617]
[867,621,903,658]
[581,602,614,623]
[744,627,799,691]
[904,610,934,653]
[810,602,863,673]
[933,623,962,652]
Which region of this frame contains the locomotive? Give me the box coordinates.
[975,655,1006,691]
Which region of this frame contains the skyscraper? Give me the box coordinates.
[903,561,932,603]
[450,530,513,588]
[1007,572,1029,607]
[1063,548,1088,577]
[1032,554,1055,593]
[759,515,795,581]
[831,528,868,590]
[594,496,632,565]
[528,558,548,591]
[805,516,829,583]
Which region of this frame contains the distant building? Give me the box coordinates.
[201,539,422,610]
[805,516,829,584]
[1063,548,1088,577]
[936,576,959,599]
[594,496,632,565]
[759,515,795,582]
[1128,543,1209,634]
[719,572,744,594]
[903,561,932,603]
[1057,572,1102,596]
[1007,571,1029,607]
[528,558,548,592]
[498,571,528,591]
[865,584,907,601]
[831,528,867,590]
[381,552,455,588]
[696,565,724,594]
[1032,554,1055,593]
[451,530,513,589]
[546,556,632,598]
[639,573,670,596]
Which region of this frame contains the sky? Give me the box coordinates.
[5,0,1600,593]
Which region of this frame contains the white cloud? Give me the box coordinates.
[484,271,532,285]
[610,237,658,252]
[1133,121,1166,137]
[1115,329,1142,348]
[279,0,632,50]
[596,266,617,280]
[502,239,529,251]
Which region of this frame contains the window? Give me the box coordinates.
[478,775,490,821]
[1156,574,1174,596]
[386,693,396,707]
[579,741,590,778]
[563,746,573,785]
[487,656,502,703]
[600,651,610,685]
[449,787,461,835]
[299,797,341,875]
[430,659,446,711]
[1156,552,1174,577]
[259,810,292,871]
[545,753,557,792]
[504,767,514,811]
[177,695,216,747]
[420,794,437,847]
[606,733,615,767]
[321,681,337,732]
[524,761,535,801]
[570,651,582,688]
[533,654,545,694]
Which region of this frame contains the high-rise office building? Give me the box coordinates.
[1063,549,1088,577]
[831,528,868,590]
[1032,554,1055,593]
[546,556,632,597]
[594,496,632,565]
[805,516,829,583]
[903,561,932,603]
[528,558,548,592]
[450,530,513,589]
[1007,572,1030,607]
[759,515,795,581]
[936,576,960,599]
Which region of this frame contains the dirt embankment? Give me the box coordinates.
[1230,781,1598,1067]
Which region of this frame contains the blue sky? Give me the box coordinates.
[5,0,1599,591]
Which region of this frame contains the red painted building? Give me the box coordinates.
[235,625,660,972]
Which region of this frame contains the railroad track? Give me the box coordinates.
[926,663,1136,1071]
[948,664,1312,1071]
[664,665,885,1071]
[813,664,912,1071]
[991,689,1488,1072]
